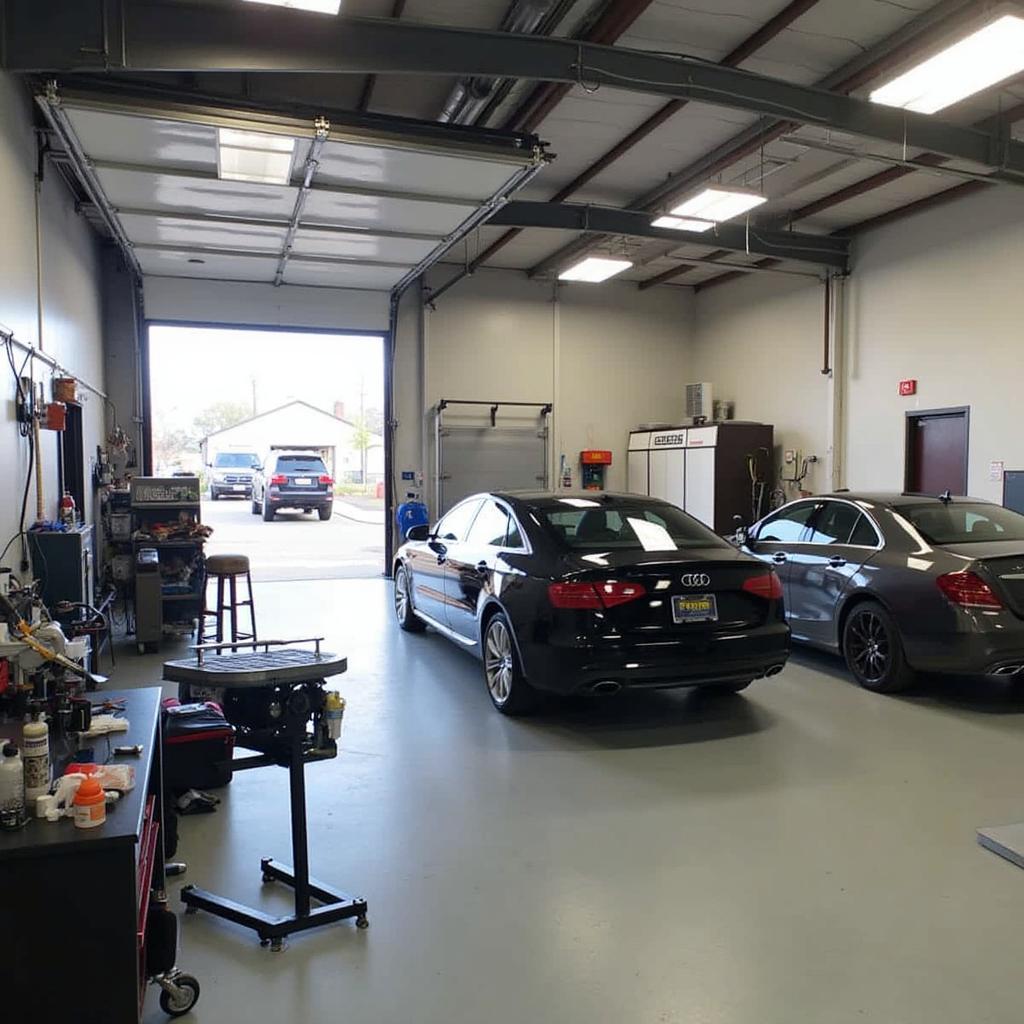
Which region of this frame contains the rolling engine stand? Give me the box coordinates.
[163,639,367,951]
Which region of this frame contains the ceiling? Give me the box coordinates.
[19,0,1024,293]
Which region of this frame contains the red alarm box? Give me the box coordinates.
[580,450,613,466]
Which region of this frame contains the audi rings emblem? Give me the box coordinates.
[680,573,711,588]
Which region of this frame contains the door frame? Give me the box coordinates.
[142,318,393,569]
[904,405,970,495]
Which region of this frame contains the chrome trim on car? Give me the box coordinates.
[411,608,478,648]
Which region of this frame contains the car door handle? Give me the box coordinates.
[828,556,847,568]
[772,552,788,564]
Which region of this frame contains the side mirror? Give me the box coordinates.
[428,538,447,559]
[406,524,430,542]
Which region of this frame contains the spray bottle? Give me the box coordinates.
[23,711,50,802]
[325,692,345,741]
[0,743,25,829]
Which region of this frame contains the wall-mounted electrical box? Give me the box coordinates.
[580,450,612,490]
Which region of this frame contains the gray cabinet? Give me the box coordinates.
[29,525,93,608]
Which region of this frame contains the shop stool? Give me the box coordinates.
[201,554,257,648]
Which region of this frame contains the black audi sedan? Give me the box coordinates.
[741,492,1024,692]
[393,492,789,714]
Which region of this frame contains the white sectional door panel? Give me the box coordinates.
[685,446,716,529]
[627,450,649,495]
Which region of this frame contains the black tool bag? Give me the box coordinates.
[162,700,235,794]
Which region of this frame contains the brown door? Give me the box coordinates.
[905,408,969,495]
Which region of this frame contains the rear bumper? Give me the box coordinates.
[904,623,1024,677]
[212,484,252,496]
[520,622,790,695]
[267,490,333,510]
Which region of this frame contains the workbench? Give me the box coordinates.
[0,687,167,1024]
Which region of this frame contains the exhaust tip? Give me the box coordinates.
[765,664,785,678]
[992,664,1023,676]
[590,680,622,695]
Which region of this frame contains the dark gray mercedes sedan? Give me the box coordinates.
[740,492,1024,692]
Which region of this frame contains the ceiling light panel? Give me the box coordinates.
[558,257,633,283]
[870,15,1024,114]
[652,215,715,232]
[670,187,767,223]
[217,128,297,185]
[241,0,342,13]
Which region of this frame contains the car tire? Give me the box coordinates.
[842,600,915,693]
[318,506,332,521]
[482,612,538,716]
[251,496,260,515]
[210,490,219,501]
[393,565,426,633]
[262,498,275,522]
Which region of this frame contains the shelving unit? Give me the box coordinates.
[129,477,207,654]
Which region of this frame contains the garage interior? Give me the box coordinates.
[2,1,1024,1021]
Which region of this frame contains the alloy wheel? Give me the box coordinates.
[484,619,514,704]
[394,569,409,622]
[847,609,890,684]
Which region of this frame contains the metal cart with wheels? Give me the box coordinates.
[163,639,367,951]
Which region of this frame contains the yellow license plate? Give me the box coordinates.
[672,594,718,623]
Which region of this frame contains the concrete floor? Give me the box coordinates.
[202,497,384,582]
[120,578,1024,1024]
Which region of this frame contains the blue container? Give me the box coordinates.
[395,501,430,540]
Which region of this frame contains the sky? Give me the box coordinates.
[149,325,385,433]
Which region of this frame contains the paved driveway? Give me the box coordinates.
[202,496,385,582]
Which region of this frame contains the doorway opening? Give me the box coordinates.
[147,324,386,582]
[905,407,969,496]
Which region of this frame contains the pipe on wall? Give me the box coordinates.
[821,275,831,376]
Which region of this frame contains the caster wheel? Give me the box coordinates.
[137,643,145,655]
[159,975,200,1018]
[259,938,270,948]
[262,874,274,883]
[356,916,369,930]
[270,938,286,953]
[184,905,199,916]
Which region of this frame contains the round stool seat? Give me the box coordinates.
[206,553,251,576]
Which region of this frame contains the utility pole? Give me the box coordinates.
[359,375,367,488]
[251,377,257,417]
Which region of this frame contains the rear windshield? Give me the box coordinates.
[535,499,729,552]
[214,453,257,468]
[276,455,327,474]
[903,503,1024,544]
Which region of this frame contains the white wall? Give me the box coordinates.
[692,185,1024,503]
[692,272,831,496]
[0,73,106,563]
[394,268,693,514]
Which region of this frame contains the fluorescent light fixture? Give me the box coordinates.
[217,128,296,185]
[241,0,342,13]
[652,215,715,232]
[870,15,1024,114]
[558,257,633,283]
[669,187,767,223]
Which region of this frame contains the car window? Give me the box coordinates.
[436,500,482,542]
[756,502,816,543]
[214,453,258,468]
[849,514,880,547]
[275,455,327,474]
[467,501,511,548]
[807,502,863,545]
[504,515,524,549]
[903,503,1024,544]
[537,499,729,552]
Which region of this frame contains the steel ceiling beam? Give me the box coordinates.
[6,3,1023,180]
[488,200,849,267]
[432,0,820,301]
[528,0,1002,277]
[357,0,407,113]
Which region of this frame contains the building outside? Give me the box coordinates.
[200,400,384,484]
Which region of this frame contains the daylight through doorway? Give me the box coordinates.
[148,324,386,582]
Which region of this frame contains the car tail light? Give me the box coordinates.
[319,475,334,486]
[269,474,287,486]
[936,570,1003,609]
[548,580,646,610]
[742,572,784,600]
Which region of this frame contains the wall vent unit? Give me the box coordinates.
[685,382,713,421]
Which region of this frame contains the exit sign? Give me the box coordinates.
[898,379,917,396]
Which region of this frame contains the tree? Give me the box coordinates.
[350,415,373,485]
[194,401,252,440]
[153,427,197,470]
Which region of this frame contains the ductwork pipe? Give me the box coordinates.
[438,0,572,124]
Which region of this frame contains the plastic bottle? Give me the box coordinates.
[325,692,345,741]
[72,776,106,829]
[23,713,50,802]
[0,743,25,829]
[60,491,76,527]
